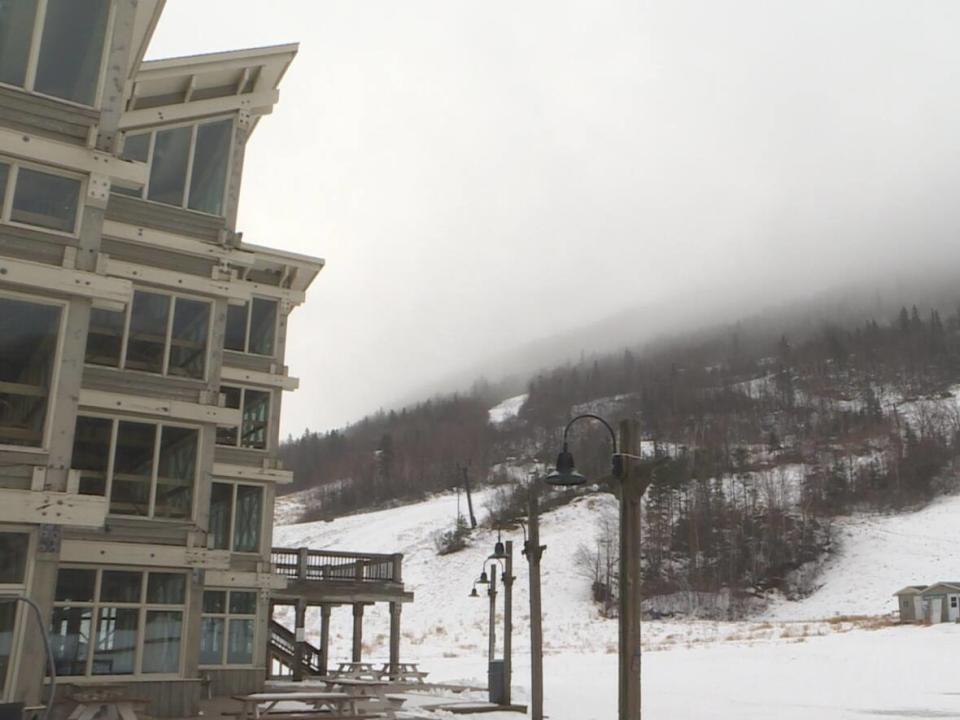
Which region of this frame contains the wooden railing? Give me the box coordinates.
[268,619,323,676]
[271,547,403,584]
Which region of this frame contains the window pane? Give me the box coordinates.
[92,607,137,675]
[233,486,262,553]
[199,617,224,665]
[0,601,9,691]
[203,590,226,614]
[0,163,8,201]
[241,390,270,450]
[121,133,150,163]
[126,291,169,374]
[229,591,257,615]
[0,0,36,88]
[85,307,125,368]
[100,571,142,603]
[208,483,232,551]
[0,533,28,583]
[227,618,254,665]
[248,299,277,356]
[148,126,191,207]
[34,0,109,105]
[55,569,95,603]
[147,573,185,605]
[50,606,91,676]
[110,421,156,516]
[168,298,209,379]
[142,610,181,673]
[155,426,197,519]
[11,168,80,232]
[216,386,241,446]
[188,119,232,215]
[72,416,112,496]
[224,303,247,352]
[0,297,59,448]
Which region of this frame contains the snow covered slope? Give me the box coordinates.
[768,492,960,620]
[487,394,527,425]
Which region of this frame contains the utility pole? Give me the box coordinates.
[462,463,478,528]
[528,481,544,720]
[503,540,514,706]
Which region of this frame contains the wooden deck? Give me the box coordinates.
[271,548,414,604]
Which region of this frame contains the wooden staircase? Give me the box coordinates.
[267,619,324,678]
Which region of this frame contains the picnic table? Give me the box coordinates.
[329,662,383,680]
[379,662,428,684]
[64,687,147,720]
[233,691,368,720]
[320,679,404,720]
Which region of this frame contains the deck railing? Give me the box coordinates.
[271,547,403,584]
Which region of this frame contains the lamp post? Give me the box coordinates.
[546,415,658,720]
[490,533,514,706]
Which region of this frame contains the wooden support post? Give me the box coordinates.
[319,604,331,677]
[389,601,402,679]
[352,603,364,662]
[294,598,307,682]
[619,419,647,720]
[392,553,403,583]
[297,547,309,580]
[487,563,497,663]
[503,540,514,705]
[528,482,544,720]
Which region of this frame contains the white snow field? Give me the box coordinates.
[275,488,960,718]
[488,394,528,425]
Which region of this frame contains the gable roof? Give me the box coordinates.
[893,585,927,596]
[922,582,960,595]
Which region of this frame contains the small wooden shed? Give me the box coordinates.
[894,582,960,623]
[893,586,926,623]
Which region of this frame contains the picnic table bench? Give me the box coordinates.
[63,687,149,720]
[328,662,382,680]
[232,691,375,720]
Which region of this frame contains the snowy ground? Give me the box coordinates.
[275,487,960,718]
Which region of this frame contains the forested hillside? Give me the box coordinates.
[281,293,960,611]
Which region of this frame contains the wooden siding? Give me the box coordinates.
[0,86,99,146]
[223,351,276,372]
[202,668,265,701]
[101,237,217,278]
[106,194,226,243]
[0,225,72,265]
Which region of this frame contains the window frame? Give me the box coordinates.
[198,588,259,668]
[50,566,188,680]
[117,116,236,217]
[207,480,266,555]
[215,385,272,452]
[0,156,86,237]
[0,527,35,701]
[86,287,214,381]
[71,412,202,522]
[225,297,280,358]
[0,288,67,454]
[0,0,116,109]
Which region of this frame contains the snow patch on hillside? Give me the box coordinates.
[487,394,527,424]
[767,492,960,620]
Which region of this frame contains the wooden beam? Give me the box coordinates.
[0,488,108,527]
[102,219,257,266]
[204,569,287,589]
[0,255,132,309]
[221,365,299,391]
[79,388,241,425]
[0,126,147,185]
[212,462,293,484]
[119,89,280,129]
[61,539,232,568]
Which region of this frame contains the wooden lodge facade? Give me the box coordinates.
[0,1,412,716]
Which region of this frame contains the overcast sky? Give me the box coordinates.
[147,1,960,436]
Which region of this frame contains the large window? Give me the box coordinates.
[117,118,234,215]
[200,589,257,666]
[0,0,111,106]
[216,386,270,450]
[0,532,30,695]
[224,298,277,356]
[0,293,62,448]
[85,289,211,379]
[50,568,186,677]
[208,482,263,553]
[0,160,82,234]
[71,415,199,520]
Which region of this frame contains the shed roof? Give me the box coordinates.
[921,582,960,595]
[893,586,927,596]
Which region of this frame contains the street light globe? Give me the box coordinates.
[469,586,479,598]
[477,570,489,585]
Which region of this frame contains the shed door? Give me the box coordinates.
[930,597,943,623]
[949,595,959,622]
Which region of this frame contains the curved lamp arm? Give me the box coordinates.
[549,413,624,484]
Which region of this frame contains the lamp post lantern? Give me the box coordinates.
[545,415,657,720]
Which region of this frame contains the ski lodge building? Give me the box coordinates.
[0,1,411,715]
